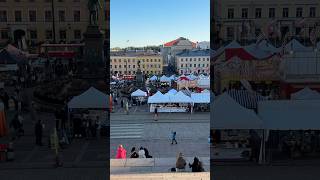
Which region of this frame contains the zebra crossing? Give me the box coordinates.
[110,123,144,139]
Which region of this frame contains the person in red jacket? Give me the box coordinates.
[116,144,127,159]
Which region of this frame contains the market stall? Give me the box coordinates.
[68,87,108,137]
[131,89,148,105]
[290,87,320,100]
[159,75,171,86]
[191,92,210,112]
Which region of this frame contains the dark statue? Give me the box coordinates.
[87,0,101,25]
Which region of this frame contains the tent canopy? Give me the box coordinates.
[291,87,320,100]
[68,87,108,109]
[160,75,171,82]
[131,89,147,97]
[170,91,193,103]
[167,89,177,95]
[148,91,169,103]
[211,93,263,129]
[149,75,158,81]
[258,100,320,130]
[191,92,210,103]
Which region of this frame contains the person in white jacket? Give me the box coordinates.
[138,147,146,158]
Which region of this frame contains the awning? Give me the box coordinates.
[227,89,267,109]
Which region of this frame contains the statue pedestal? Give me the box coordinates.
[135,69,144,89]
[83,25,105,75]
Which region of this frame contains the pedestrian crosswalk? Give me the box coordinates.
[110,123,144,139]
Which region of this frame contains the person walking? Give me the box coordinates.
[154,107,158,121]
[35,120,43,146]
[176,152,186,172]
[95,116,101,139]
[116,145,127,159]
[171,131,177,145]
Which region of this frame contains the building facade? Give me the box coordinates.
[176,49,210,75]
[0,0,108,52]
[213,0,320,46]
[110,53,163,76]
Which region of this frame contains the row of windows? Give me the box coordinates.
[228,7,317,19]
[111,58,162,63]
[180,69,209,74]
[112,70,162,75]
[0,29,82,40]
[179,57,210,62]
[111,64,161,69]
[179,64,209,68]
[0,10,108,23]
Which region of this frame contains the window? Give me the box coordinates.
[128,65,131,68]
[74,10,80,22]
[296,27,301,35]
[74,30,81,39]
[0,11,7,22]
[310,7,316,17]
[194,64,196,67]
[207,58,209,61]
[255,8,262,18]
[150,59,153,62]
[128,59,130,63]
[15,11,22,22]
[296,7,303,17]
[45,10,52,22]
[45,30,53,39]
[110,65,112,68]
[198,64,201,67]
[269,8,275,18]
[58,10,65,22]
[228,8,234,19]
[242,8,248,18]
[133,65,135,68]
[202,64,205,67]
[114,65,117,68]
[194,58,196,61]
[189,64,192,67]
[29,30,37,39]
[207,64,209,67]
[227,27,234,38]
[1,30,8,39]
[283,8,289,18]
[119,65,121,68]
[59,30,66,39]
[181,64,183,68]
[29,10,36,22]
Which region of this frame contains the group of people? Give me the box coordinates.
[175,152,205,172]
[72,114,101,139]
[115,145,152,159]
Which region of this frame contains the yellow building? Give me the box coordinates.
[110,54,163,75]
[213,0,320,45]
[0,0,108,51]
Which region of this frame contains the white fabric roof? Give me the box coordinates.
[160,75,171,82]
[191,93,210,103]
[167,89,177,95]
[187,74,197,80]
[169,75,176,80]
[149,75,158,81]
[258,100,320,130]
[211,93,263,129]
[291,87,320,100]
[147,91,169,103]
[170,91,193,103]
[202,89,210,93]
[285,39,311,52]
[131,89,147,97]
[68,87,108,109]
[197,78,210,88]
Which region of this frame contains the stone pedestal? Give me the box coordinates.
[135,69,144,89]
[83,25,105,75]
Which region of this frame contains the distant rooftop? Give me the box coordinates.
[110,50,161,57]
[164,37,197,48]
[176,49,210,57]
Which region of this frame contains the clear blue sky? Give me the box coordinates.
[110,0,210,48]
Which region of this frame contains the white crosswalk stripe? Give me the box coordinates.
[110,123,144,139]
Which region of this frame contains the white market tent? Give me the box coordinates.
[131,89,147,97]
[149,75,158,81]
[160,75,171,82]
[197,77,210,88]
[170,91,193,103]
[147,91,169,103]
[284,39,312,52]
[211,93,263,129]
[68,87,108,109]
[258,100,320,130]
[291,87,320,100]
[191,92,210,104]
[167,89,177,95]
[169,75,176,81]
